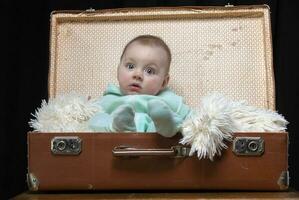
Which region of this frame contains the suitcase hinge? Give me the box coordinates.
[277,171,289,190]
[86,8,95,12]
[173,146,190,157]
[225,3,234,7]
[27,173,39,191]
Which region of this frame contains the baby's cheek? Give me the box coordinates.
[145,79,163,95]
[119,73,130,84]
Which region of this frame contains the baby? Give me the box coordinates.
[88,35,191,137]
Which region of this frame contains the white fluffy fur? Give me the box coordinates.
[180,92,288,161]
[29,91,288,160]
[29,92,101,132]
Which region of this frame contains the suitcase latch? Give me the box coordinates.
[233,137,264,156]
[51,136,82,155]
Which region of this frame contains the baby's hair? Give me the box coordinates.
[120,35,172,69]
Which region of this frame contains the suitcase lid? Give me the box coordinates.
[49,5,275,110]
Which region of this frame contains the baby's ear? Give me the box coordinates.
[162,74,170,89]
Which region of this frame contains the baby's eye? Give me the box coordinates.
[126,63,135,70]
[144,67,155,75]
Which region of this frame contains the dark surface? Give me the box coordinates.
[1,0,299,199]
[11,190,299,200]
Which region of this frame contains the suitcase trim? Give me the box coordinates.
[27,173,39,191]
[278,171,289,190]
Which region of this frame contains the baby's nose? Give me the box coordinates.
[132,69,143,80]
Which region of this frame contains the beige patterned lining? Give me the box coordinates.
[49,6,275,110]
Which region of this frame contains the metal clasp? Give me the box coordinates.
[51,136,82,155]
[233,137,264,156]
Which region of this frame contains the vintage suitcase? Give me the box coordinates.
[27,5,289,191]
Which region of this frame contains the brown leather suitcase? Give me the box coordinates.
[27,5,289,191]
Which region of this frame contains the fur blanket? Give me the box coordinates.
[29,92,288,160]
[180,93,288,160]
[29,93,101,132]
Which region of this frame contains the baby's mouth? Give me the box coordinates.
[129,83,141,91]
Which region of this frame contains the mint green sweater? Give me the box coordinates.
[89,84,191,132]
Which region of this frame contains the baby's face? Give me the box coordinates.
[117,42,169,95]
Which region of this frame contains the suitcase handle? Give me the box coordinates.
[112,145,190,158]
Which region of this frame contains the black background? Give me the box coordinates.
[1,0,298,199]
